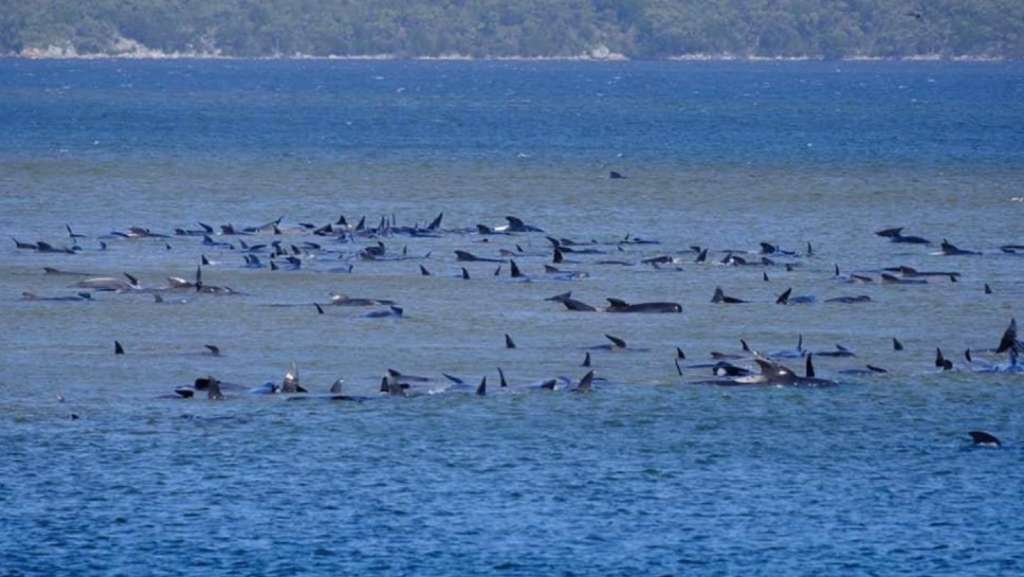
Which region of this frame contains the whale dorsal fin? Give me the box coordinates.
[776,288,791,304]
[606,298,629,308]
[510,260,523,278]
[442,373,464,385]
[577,370,594,391]
[428,212,443,230]
[498,367,508,387]
[476,377,487,396]
[996,318,1018,354]
[605,334,626,349]
[582,352,591,367]
[711,287,724,303]
[805,354,815,378]
[505,334,516,349]
[330,379,343,394]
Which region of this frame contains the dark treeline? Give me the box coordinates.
[2,0,1022,59]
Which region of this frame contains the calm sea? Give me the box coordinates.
[1,59,1022,576]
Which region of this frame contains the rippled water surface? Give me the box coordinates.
[1,60,1023,576]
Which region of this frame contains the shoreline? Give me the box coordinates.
[2,48,1012,63]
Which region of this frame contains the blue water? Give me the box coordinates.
[1,60,1023,576]
[2,59,1022,166]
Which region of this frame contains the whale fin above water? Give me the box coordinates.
[968,431,1001,447]
[582,352,591,367]
[442,373,465,385]
[776,288,792,304]
[893,337,904,351]
[476,377,487,396]
[498,367,508,387]
[875,227,904,238]
[505,334,516,349]
[805,354,815,378]
[606,298,629,308]
[576,370,595,391]
[427,212,444,231]
[996,318,1018,354]
[204,344,221,356]
[605,334,627,349]
[711,287,745,304]
[545,291,571,302]
[114,340,124,355]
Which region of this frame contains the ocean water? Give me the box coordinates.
[1,59,1023,576]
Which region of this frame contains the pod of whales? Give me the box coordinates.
[11,213,1021,435]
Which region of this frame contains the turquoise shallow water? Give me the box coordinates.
[0,60,1023,576]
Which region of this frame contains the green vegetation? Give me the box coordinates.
[2,0,1022,59]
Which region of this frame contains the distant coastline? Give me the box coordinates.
[6,45,1011,63]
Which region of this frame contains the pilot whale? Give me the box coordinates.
[605,298,681,313]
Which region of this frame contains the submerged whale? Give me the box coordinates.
[605,298,682,313]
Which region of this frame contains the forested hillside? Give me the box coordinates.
[2,0,1022,59]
